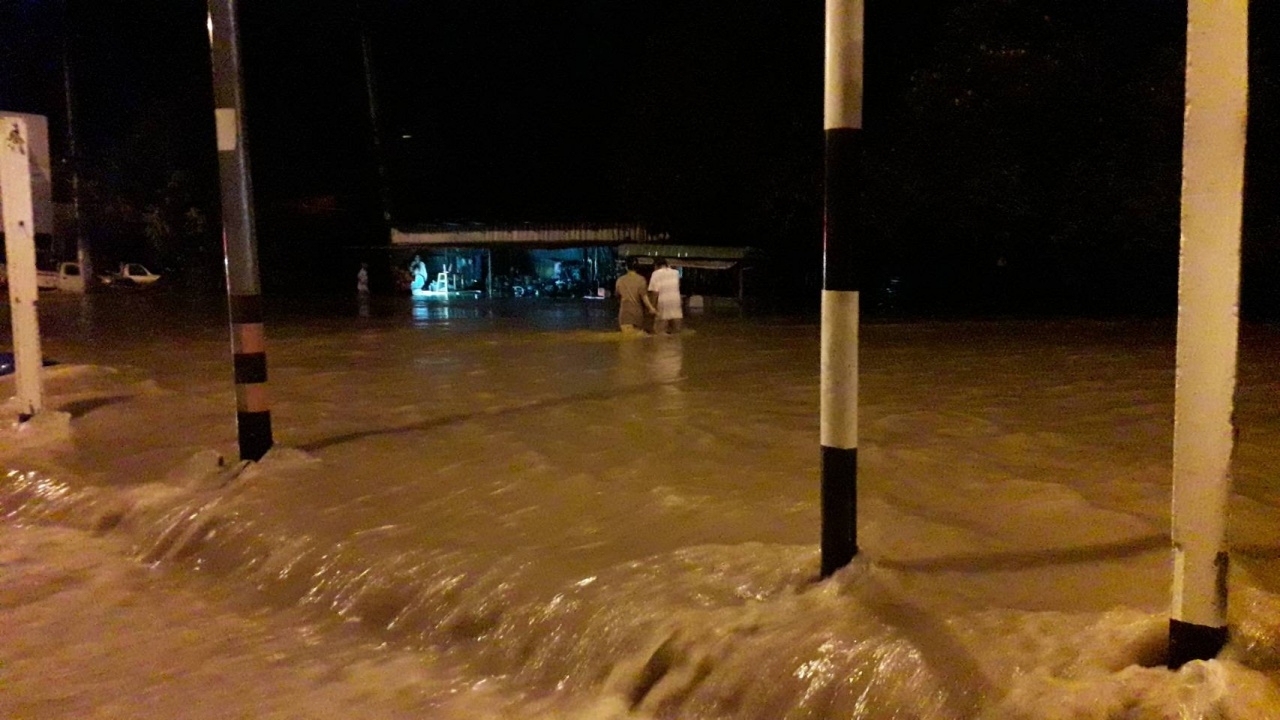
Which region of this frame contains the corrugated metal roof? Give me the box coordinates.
[617,244,755,261]
[391,223,648,246]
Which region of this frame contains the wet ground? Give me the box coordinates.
[3,291,1280,718]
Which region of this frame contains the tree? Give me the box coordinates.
[863,0,1186,312]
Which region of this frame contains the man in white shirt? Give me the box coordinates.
[647,257,683,334]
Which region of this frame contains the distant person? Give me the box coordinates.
[648,257,683,334]
[409,255,428,292]
[357,263,369,294]
[615,259,655,333]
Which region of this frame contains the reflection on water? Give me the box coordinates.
[615,336,646,386]
[404,297,617,332]
[652,336,684,384]
[410,298,491,326]
[612,334,685,418]
[15,291,629,339]
[76,294,99,337]
[653,336,685,415]
[614,334,684,385]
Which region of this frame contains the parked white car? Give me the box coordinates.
[99,262,161,287]
[1,261,86,293]
[40,261,87,292]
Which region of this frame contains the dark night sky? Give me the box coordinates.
[1,0,1278,312]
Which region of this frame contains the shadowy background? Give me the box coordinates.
[2,0,1277,317]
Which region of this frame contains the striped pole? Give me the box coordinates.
[1168,0,1248,668]
[208,0,273,461]
[1,116,45,421]
[820,0,864,578]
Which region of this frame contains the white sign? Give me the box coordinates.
[0,111,53,236]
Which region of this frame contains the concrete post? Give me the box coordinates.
[1,116,45,421]
[1168,0,1248,668]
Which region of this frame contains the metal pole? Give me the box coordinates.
[1168,0,1248,668]
[207,0,273,461]
[819,0,864,577]
[1,116,45,421]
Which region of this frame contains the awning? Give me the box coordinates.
[631,257,739,270]
[617,243,754,262]
[391,224,649,247]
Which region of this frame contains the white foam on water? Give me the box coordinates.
[4,309,1280,717]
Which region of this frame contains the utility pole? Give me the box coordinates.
[357,0,393,229]
[1168,0,1248,668]
[61,0,90,284]
[207,0,273,461]
[819,0,864,577]
[1,116,45,421]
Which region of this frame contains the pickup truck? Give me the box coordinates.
[98,262,161,287]
[0,261,86,292]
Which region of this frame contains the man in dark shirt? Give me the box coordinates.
[615,259,655,332]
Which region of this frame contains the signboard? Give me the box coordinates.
[0,111,52,237]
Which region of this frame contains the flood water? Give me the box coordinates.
[4,291,1280,719]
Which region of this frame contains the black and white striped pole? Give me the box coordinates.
[208,0,273,461]
[1168,0,1248,668]
[820,0,864,578]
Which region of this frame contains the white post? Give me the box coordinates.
[1,116,45,421]
[1169,0,1248,668]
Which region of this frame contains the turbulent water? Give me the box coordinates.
[4,292,1280,719]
